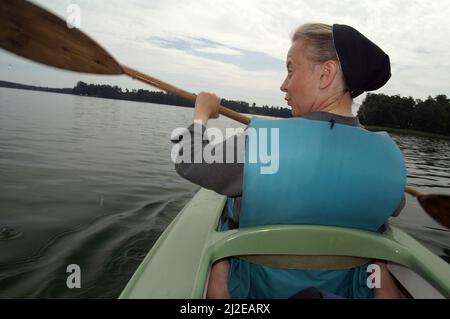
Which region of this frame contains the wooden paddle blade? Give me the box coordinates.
[418,195,450,228]
[0,0,123,75]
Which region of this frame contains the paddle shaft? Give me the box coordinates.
[122,65,251,125]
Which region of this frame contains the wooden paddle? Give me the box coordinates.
[1,0,448,228]
[0,0,250,125]
[405,187,450,228]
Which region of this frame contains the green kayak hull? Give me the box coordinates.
[119,189,450,299]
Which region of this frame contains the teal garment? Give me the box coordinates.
[223,117,406,299]
[228,258,374,299]
[222,200,374,299]
[240,117,406,231]
[219,198,236,231]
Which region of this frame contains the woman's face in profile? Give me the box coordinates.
[280,39,322,116]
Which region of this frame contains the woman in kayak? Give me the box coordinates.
[174,23,403,299]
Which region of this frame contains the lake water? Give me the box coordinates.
[0,87,449,298]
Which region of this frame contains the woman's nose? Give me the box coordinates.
[280,78,288,92]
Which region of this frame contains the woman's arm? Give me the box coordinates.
[173,92,245,197]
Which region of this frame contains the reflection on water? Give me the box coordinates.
[0,226,22,241]
[388,133,450,261]
[394,134,450,190]
[0,88,449,298]
[0,88,198,298]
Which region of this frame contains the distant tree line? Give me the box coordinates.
[72,81,292,118]
[5,80,448,131]
[0,80,292,118]
[220,100,292,118]
[358,93,450,136]
[0,80,73,95]
[72,81,193,107]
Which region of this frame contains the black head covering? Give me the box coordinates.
[332,24,391,98]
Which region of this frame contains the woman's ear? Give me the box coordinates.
[319,60,339,89]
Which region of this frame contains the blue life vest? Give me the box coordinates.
[240,117,406,231]
[226,117,406,299]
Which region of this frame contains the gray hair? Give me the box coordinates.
[292,23,338,65]
[293,23,348,91]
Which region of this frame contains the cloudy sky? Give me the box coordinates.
[1,0,450,113]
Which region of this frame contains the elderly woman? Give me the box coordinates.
[175,23,403,299]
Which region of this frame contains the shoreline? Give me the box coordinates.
[2,84,449,139]
[364,125,450,140]
[0,81,290,118]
